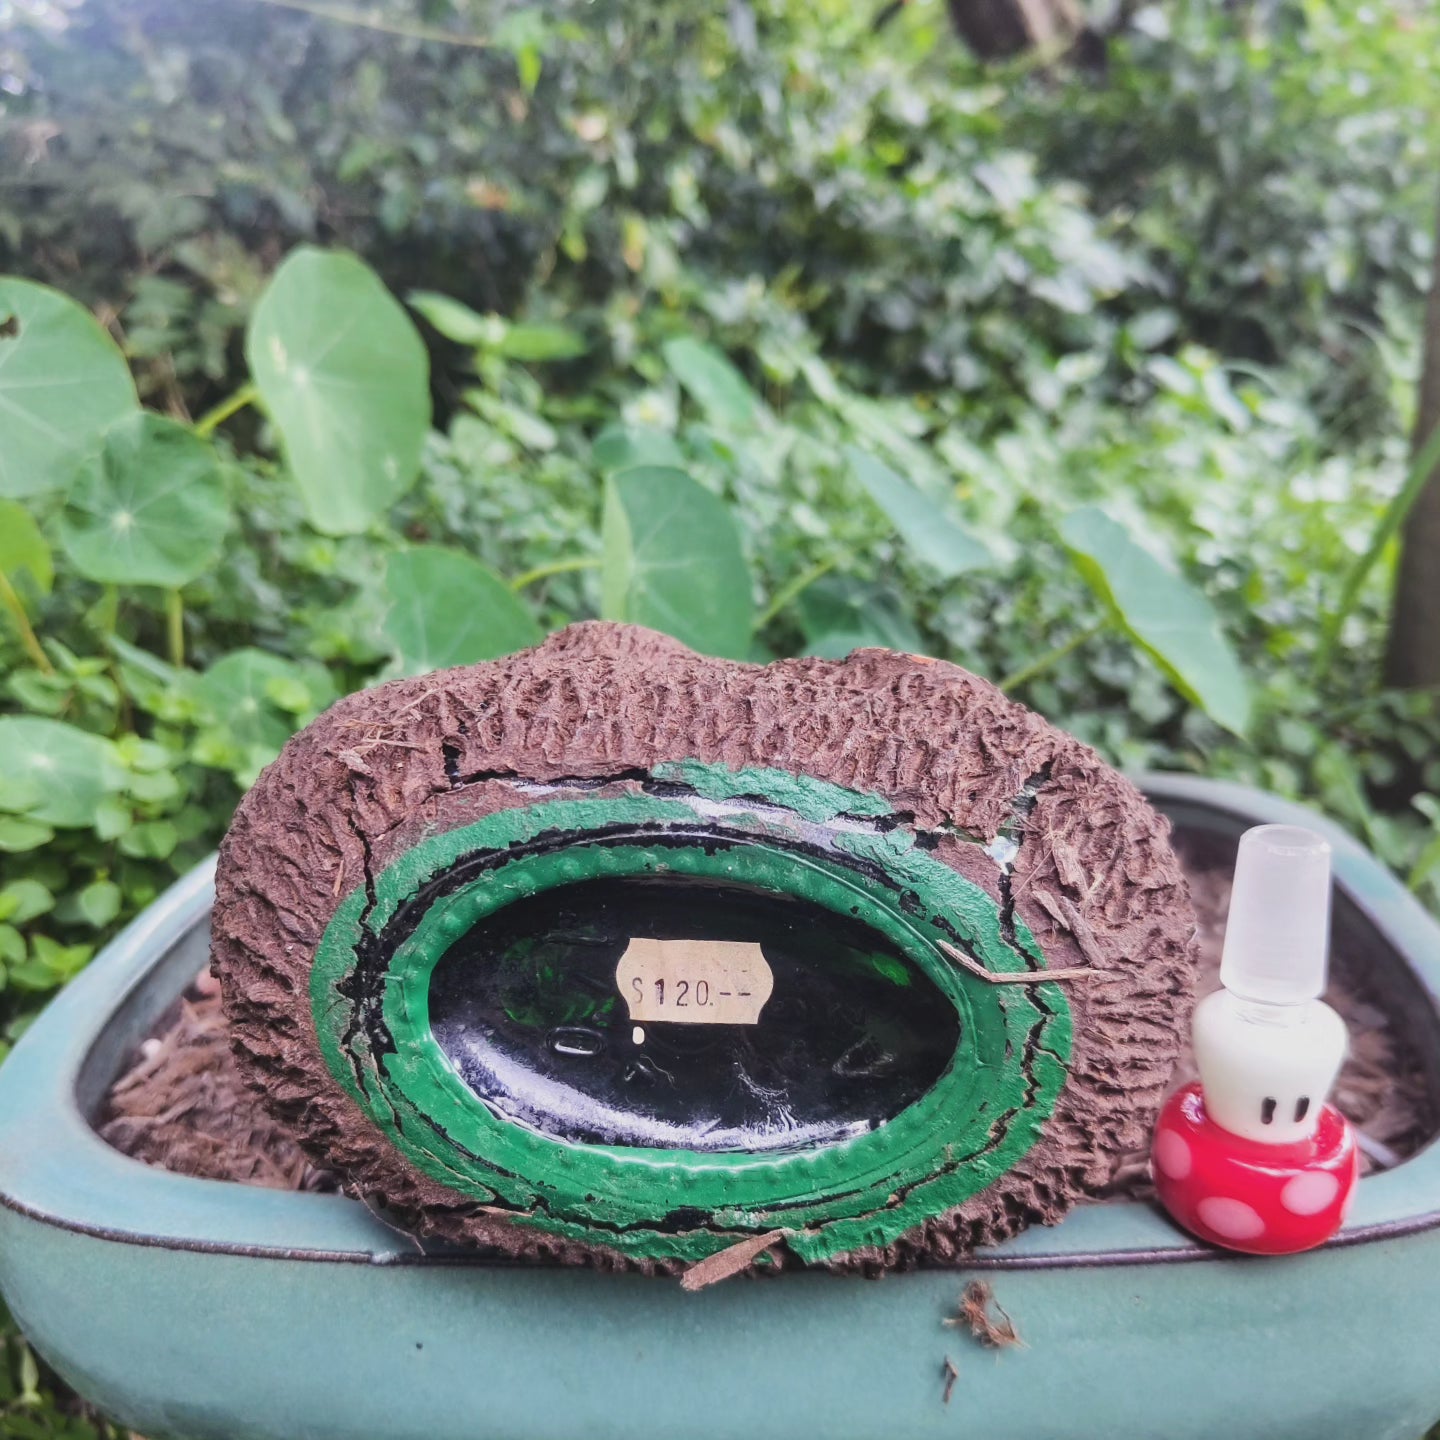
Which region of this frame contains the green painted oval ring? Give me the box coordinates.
[311,766,1072,1263]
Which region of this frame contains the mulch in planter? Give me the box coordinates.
[98,844,1436,1213]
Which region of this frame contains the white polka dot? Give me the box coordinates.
[1196,1196,1266,1242]
[1153,1129,1192,1180]
[1281,1171,1339,1216]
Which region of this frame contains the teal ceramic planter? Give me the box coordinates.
[1,775,1438,1440]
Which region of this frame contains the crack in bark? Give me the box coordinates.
[994,762,1054,961]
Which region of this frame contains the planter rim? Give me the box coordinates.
[1,772,1437,1272]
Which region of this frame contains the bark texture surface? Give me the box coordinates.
[211,622,1197,1272]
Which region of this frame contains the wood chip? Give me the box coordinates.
[938,940,1113,985]
[679,1230,788,1291]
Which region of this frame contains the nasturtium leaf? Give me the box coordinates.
[58,412,228,587]
[846,446,991,579]
[593,424,685,474]
[1059,506,1251,735]
[247,248,431,535]
[601,466,753,658]
[0,277,138,499]
[0,499,53,604]
[382,546,543,675]
[0,774,42,817]
[662,337,761,431]
[196,649,309,755]
[0,717,124,828]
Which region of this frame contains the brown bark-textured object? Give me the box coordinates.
[211,622,1196,1274]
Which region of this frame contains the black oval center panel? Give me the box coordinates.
[427,876,960,1152]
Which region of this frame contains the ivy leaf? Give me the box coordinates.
[601,466,753,658]
[0,276,138,498]
[0,717,124,827]
[58,413,228,586]
[1059,506,1251,735]
[846,446,992,579]
[382,546,542,675]
[0,499,54,611]
[247,248,431,535]
[662,337,761,432]
[593,424,685,475]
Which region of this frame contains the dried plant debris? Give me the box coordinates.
[944,1281,1024,1350]
[99,970,334,1194]
[679,1231,790,1292]
[941,1355,960,1405]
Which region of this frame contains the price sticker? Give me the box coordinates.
[616,938,774,1026]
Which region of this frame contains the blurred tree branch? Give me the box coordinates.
[1386,186,1440,689]
[946,0,1081,59]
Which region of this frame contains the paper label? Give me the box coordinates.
[616,938,774,1026]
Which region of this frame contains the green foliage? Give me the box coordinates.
[0,717,122,830]
[1059,506,1251,736]
[0,278,136,499]
[0,501,53,600]
[59,414,228,587]
[247,248,432,535]
[601,466,754,658]
[663,339,764,434]
[383,547,543,674]
[1317,419,1440,675]
[847,447,992,580]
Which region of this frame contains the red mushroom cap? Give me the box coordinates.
[1152,1082,1358,1256]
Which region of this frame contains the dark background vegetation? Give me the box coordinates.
[1,0,1439,1430]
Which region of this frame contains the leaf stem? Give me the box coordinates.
[0,569,54,674]
[193,381,259,439]
[997,620,1109,694]
[247,0,491,47]
[1315,418,1440,679]
[509,556,602,592]
[755,556,839,631]
[166,589,186,668]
